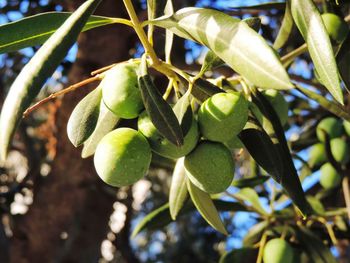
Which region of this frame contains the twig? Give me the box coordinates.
[342,176,350,221]
[91,63,116,76]
[23,75,102,117]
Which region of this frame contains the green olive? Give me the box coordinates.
[101,62,143,119]
[308,143,326,167]
[320,163,342,189]
[94,128,151,187]
[322,13,349,43]
[184,141,234,194]
[316,117,343,142]
[263,238,294,263]
[330,138,350,165]
[344,121,350,137]
[198,92,248,143]
[138,111,199,159]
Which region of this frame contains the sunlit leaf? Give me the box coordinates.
[152,7,293,90]
[0,0,102,161]
[234,188,267,215]
[67,87,102,147]
[0,12,116,54]
[291,0,343,104]
[274,0,293,49]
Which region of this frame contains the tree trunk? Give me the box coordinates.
[9,1,137,262]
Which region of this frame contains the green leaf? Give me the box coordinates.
[164,0,174,63]
[231,176,269,188]
[219,247,258,263]
[251,89,311,216]
[294,226,337,263]
[67,87,102,147]
[243,17,261,32]
[191,78,222,102]
[0,0,102,161]
[147,0,168,20]
[132,200,245,236]
[234,188,267,215]
[172,91,193,135]
[273,1,293,49]
[81,98,120,158]
[169,158,188,220]
[199,50,225,76]
[243,221,269,246]
[291,0,343,104]
[296,85,350,122]
[306,196,325,215]
[138,57,183,146]
[232,2,286,10]
[152,7,293,90]
[187,180,228,235]
[0,12,115,54]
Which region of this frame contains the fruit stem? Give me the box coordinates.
[281,43,308,66]
[256,231,268,263]
[22,75,103,117]
[122,0,177,79]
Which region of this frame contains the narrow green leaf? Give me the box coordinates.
[234,188,267,215]
[337,35,350,90]
[138,58,183,146]
[81,98,120,158]
[273,0,293,49]
[296,85,350,122]
[243,221,269,246]
[187,180,228,235]
[191,78,223,102]
[67,87,102,147]
[0,0,102,161]
[152,7,293,90]
[164,0,174,63]
[231,176,269,188]
[219,247,258,263]
[291,0,343,104]
[239,125,284,180]
[132,200,245,236]
[232,2,286,10]
[147,0,168,20]
[294,226,337,263]
[251,89,311,216]
[0,12,115,54]
[243,17,261,32]
[172,91,193,135]
[169,158,189,220]
[306,196,325,215]
[199,50,225,76]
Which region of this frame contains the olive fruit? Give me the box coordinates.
[344,121,350,136]
[138,111,199,159]
[316,117,343,142]
[101,62,143,119]
[330,138,350,165]
[94,128,151,187]
[322,13,349,43]
[263,238,294,263]
[224,135,243,150]
[198,92,248,143]
[184,141,234,194]
[320,163,342,189]
[262,89,289,126]
[308,143,326,167]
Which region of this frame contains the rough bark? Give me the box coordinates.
[9,1,136,262]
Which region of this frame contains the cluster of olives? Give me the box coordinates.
[82,61,251,192]
[308,117,350,189]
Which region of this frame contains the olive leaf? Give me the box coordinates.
[291,0,343,104]
[232,2,286,10]
[67,87,102,147]
[243,221,269,246]
[191,78,222,102]
[169,158,188,220]
[273,0,293,49]
[164,0,174,63]
[132,200,246,237]
[231,176,269,188]
[293,226,337,263]
[0,0,102,161]
[219,247,258,263]
[296,85,350,122]
[151,7,293,90]
[243,17,261,32]
[0,12,115,54]
[250,89,311,216]
[138,57,183,146]
[187,179,228,235]
[234,188,268,215]
[172,91,193,135]
[81,99,120,158]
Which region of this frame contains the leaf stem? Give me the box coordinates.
[256,232,268,263]
[281,43,308,66]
